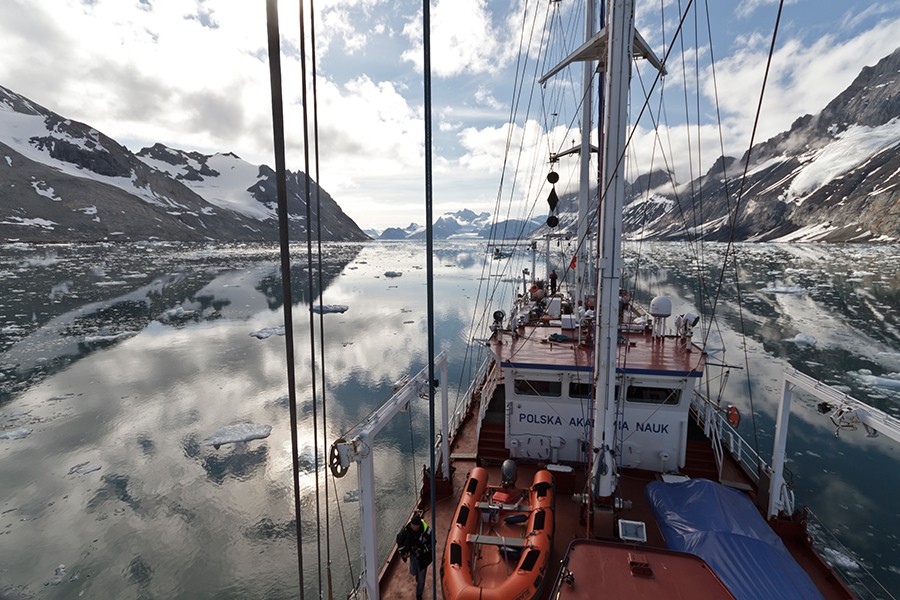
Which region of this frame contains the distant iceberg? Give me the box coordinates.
[311,304,349,314]
[202,423,272,449]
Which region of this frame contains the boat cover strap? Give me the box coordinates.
[646,479,824,600]
[467,534,526,548]
[476,502,530,512]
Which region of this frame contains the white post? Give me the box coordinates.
[768,379,794,518]
[575,0,595,310]
[440,359,450,479]
[357,435,378,599]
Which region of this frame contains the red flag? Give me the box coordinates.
[569,255,577,269]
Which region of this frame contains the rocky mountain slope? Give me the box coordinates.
[539,47,900,243]
[0,85,368,243]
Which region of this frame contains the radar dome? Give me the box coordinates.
[649,296,672,318]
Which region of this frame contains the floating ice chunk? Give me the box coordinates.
[69,462,102,475]
[760,286,806,294]
[202,423,272,449]
[47,564,66,586]
[161,306,196,320]
[250,326,285,339]
[821,547,861,570]
[343,489,360,503]
[785,333,817,346]
[49,393,76,402]
[866,375,900,390]
[83,331,138,344]
[0,427,33,440]
[384,271,402,278]
[311,304,349,314]
[1,325,23,334]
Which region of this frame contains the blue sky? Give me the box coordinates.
[1,0,898,230]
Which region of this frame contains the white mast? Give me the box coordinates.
[591,0,635,498]
[575,0,596,310]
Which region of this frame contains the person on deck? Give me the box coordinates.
[396,511,432,600]
[549,269,558,295]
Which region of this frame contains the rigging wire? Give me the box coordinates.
[263,0,305,595]
[305,0,336,596]
[295,0,325,594]
[706,0,789,461]
[421,1,438,599]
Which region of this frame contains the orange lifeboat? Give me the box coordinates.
[442,467,555,600]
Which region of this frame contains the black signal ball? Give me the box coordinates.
[547,172,559,184]
[546,215,559,228]
[547,188,559,212]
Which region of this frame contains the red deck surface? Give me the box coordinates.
[492,324,706,377]
[553,539,734,599]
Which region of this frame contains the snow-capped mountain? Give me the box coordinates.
[536,47,900,243]
[0,85,368,242]
[380,210,543,240]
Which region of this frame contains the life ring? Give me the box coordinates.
[727,406,740,428]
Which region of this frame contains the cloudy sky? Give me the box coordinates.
[1,0,898,231]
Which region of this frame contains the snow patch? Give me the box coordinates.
[789,120,900,197]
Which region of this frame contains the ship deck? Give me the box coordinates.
[493,321,706,377]
[377,325,854,599]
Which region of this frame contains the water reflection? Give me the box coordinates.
[0,241,897,598]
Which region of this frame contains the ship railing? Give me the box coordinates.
[691,393,770,487]
[474,358,500,449]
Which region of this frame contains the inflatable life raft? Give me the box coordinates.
[441,467,555,600]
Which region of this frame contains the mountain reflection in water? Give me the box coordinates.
[0,241,898,599]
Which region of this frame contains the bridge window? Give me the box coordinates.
[626,386,680,405]
[569,382,592,398]
[514,379,561,397]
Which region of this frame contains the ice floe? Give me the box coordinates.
[69,462,102,475]
[83,331,138,344]
[852,369,900,390]
[250,326,284,339]
[161,306,196,321]
[0,427,33,440]
[821,547,861,571]
[785,333,817,346]
[759,286,807,294]
[311,304,349,314]
[202,423,272,449]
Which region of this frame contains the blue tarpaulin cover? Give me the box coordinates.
[646,479,824,600]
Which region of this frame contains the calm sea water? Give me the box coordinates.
[1,241,898,599]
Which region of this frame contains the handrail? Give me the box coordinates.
[690,393,769,486]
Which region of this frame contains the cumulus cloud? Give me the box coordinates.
[0,0,897,230]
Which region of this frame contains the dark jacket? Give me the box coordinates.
[396,518,432,569]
